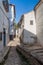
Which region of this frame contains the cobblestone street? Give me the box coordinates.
[4,47,21,65]
[4,38,21,65]
[4,38,29,65]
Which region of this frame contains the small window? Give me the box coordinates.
[2,0,9,12]
[30,20,33,25]
[0,32,2,41]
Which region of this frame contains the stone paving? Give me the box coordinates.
[4,38,21,65]
[0,46,10,64]
[4,37,43,65]
[17,41,43,65]
[4,47,21,65]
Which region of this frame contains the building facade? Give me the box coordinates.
[35,0,43,46]
[9,4,15,40]
[18,11,37,44]
[23,11,36,44]
[0,0,9,51]
[18,15,24,38]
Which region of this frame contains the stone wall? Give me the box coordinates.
[36,3,43,46]
[23,11,36,44]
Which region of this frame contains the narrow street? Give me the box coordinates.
[4,38,29,65]
[0,0,43,65]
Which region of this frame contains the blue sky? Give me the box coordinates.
[9,0,39,23]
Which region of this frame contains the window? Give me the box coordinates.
[2,0,9,12]
[30,20,33,25]
[0,32,2,41]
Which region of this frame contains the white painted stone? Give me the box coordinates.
[35,3,43,46]
[9,4,15,35]
[0,0,9,51]
[23,11,36,44]
[18,11,36,44]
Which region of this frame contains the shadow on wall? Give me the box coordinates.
[20,29,37,45]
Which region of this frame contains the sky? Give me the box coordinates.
[9,0,39,23]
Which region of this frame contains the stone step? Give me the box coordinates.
[16,45,43,65]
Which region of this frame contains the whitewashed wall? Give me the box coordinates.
[0,8,3,51]
[23,11,36,44]
[0,0,9,51]
[0,0,9,17]
[36,3,43,46]
[18,19,24,38]
[9,5,15,35]
[13,27,16,38]
[18,28,21,37]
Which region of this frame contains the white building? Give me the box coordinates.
[18,15,24,38]
[23,11,36,44]
[9,4,15,40]
[18,11,37,44]
[0,0,9,51]
[35,0,43,46]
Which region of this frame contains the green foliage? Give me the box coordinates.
[14,22,18,29]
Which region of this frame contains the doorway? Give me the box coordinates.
[3,28,6,46]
